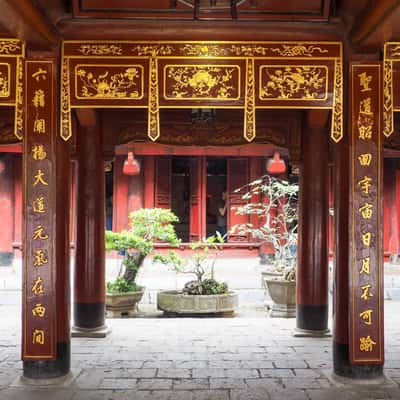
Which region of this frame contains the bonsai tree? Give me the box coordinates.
[230,174,299,281]
[105,208,181,293]
[155,233,229,295]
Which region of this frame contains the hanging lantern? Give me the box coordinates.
[266,151,286,175]
[0,159,5,175]
[123,152,140,175]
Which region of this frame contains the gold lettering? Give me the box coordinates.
[362,232,372,247]
[359,98,373,115]
[32,329,45,345]
[359,309,373,325]
[32,145,46,161]
[32,225,49,241]
[358,176,372,194]
[358,153,372,166]
[360,256,371,275]
[358,124,373,140]
[33,118,46,134]
[358,72,372,92]
[359,203,373,219]
[33,169,48,187]
[361,284,373,300]
[359,335,377,352]
[32,89,45,108]
[32,68,47,81]
[32,303,46,317]
[32,196,46,214]
[33,249,48,267]
[31,277,44,295]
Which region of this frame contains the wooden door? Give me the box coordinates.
[154,157,171,209]
[227,157,249,242]
[190,157,206,241]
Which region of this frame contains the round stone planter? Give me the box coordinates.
[265,279,296,318]
[105,286,145,318]
[157,290,238,316]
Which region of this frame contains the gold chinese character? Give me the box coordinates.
[33,249,48,267]
[32,89,45,108]
[32,145,46,161]
[32,303,46,317]
[358,153,372,166]
[360,98,373,115]
[359,309,373,325]
[359,203,373,219]
[32,196,46,214]
[31,277,44,295]
[33,169,48,186]
[360,256,371,275]
[32,329,45,345]
[32,68,47,81]
[360,335,376,352]
[358,176,372,194]
[362,232,372,247]
[358,124,373,140]
[361,284,373,300]
[358,72,372,92]
[33,117,46,134]
[32,225,49,241]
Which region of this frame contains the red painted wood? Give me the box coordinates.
[0,144,22,153]
[143,156,155,208]
[396,168,400,255]
[13,154,22,254]
[127,163,143,213]
[227,157,249,242]
[383,160,391,255]
[113,156,129,231]
[155,157,171,209]
[70,162,76,245]
[0,154,14,254]
[190,158,201,241]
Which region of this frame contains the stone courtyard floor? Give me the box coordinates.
[1,302,400,399]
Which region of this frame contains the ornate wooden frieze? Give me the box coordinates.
[62,41,342,143]
[0,39,25,141]
[350,64,384,365]
[23,59,57,360]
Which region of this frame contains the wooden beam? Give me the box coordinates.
[306,109,330,129]
[350,0,400,46]
[75,109,97,128]
[2,0,58,47]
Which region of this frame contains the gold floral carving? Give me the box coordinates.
[75,66,143,99]
[148,58,160,141]
[230,45,267,56]
[165,65,239,100]
[260,66,328,100]
[0,39,21,55]
[383,60,393,138]
[244,58,255,142]
[270,44,328,57]
[14,58,23,140]
[60,58,72,142]
[0,64,10,97]
[387,45,400,59]
[182,44,227,57]
[78,44,123,56]
[331,59,343,143]
[132,45,174,57]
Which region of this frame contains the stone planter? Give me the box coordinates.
[157,290,238,316]
[265,279,296,318]
[105,286,145,318]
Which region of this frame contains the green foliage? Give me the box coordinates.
[105,208,181,293]
[231,175,299,280]
[106,277,140,293]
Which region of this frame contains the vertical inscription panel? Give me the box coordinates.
[350,64,384,364]
[22,60,56,360]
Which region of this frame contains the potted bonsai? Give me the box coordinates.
[230,174,299,317]
[156,234,239,316]
[105,208,180,317]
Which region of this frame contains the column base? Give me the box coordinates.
[269,303,296,318]
[333,341,384,379]
[14,370,79,387]
[23,341,70,379]
[296,304,328,331]
[71,324,111,338]
[292,327,332,337]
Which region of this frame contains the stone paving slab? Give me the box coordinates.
[1,302,400,399]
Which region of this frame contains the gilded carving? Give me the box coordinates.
[230,45,267,57]
[132,44,174,57]
[78,44,122,56]
[0,64,9,97]
[148,58,160,141]
[270,44,329,57]
[260,66,328,100]
[60,58,71,141]
[14,57,23,140]
[383,60,393,137]
[0,39,21,55]
[331,58,343,143]
[165,65,239,100]
[182,44,227,57]
[244,58,255,142]
[387,45,400,59]
[75,65,143,99]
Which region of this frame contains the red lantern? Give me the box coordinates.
[267,151,286,175]
[123,152,140,175]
